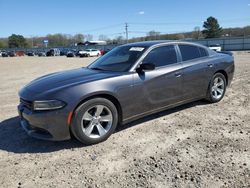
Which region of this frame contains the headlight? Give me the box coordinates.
[33,100,66,111]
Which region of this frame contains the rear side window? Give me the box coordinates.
[179,45,200,61]
[143,45,177,67]
[199,47,208,57]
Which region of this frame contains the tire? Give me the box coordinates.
[71,98,118,145]
[206,73,227,103]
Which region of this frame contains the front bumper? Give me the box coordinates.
[17,104,71,141]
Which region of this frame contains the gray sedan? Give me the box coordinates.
[18,41,234,144]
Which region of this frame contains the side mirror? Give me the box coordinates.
[137,63,155,72]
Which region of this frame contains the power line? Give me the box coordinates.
[77,23,124,33]
[128,18,250,26]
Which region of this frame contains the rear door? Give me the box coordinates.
[178,44,213,100]
[132,45,183,114]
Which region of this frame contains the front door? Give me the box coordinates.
[131,45,183,115]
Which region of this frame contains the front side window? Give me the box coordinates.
[179,44,201,61]
[88,46,147,72]
[143,45,177,67]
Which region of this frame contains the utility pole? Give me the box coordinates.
[29,35,34,48]
[125,23,128,43]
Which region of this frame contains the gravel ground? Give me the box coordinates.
[0,53,249,188]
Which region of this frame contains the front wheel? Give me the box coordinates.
[206,73,227,103]
[71,98,118,145]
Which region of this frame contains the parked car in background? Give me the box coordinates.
[66,50,76,57]
[60,48,69,56]
[18,41,234,145]
[46,48,60,56]
[1,51,8,57]
[78,49,101,57]
[38,52,46,57]
[27,51,35,56]
[209,44,222,52]
[8,51,16,57]
[16,51,25,56]
[103,48,111,55]
[99,49,105,55]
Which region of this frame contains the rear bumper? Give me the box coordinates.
[17,104,71,141]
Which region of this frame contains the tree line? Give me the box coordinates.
[0,17,250,49]
[129,17,250,42]
[0,33,86,49]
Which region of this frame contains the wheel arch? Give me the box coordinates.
[214,70,228,86]
[70,93,123,127]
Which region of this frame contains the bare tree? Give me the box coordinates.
[147,30,161,40]
[98,34,108,41]
[85,34,93,41]
[193,26,201,39]
[112,36,124,44]
[73,34,84,43]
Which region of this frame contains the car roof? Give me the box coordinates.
[121,40,207,48]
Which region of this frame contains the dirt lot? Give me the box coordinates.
[0,54,249,188]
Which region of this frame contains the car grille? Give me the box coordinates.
[20,98,33,110]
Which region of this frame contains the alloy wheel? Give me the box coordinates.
[81,105,113,138]
[211,77,225,100]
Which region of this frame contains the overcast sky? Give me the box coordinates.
[0,0,250,39]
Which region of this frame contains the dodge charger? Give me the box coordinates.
[18,41,234,145]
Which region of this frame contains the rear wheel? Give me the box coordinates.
[71,98,118,145]
[206,73,226,103]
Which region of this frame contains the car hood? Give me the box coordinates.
[22,68,119,93]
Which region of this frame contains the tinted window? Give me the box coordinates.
[88,46,147,72]
[143,45,177,67]
[198,47,208,57]
[179,45,200,61]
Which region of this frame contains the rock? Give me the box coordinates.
[90,155,97,161]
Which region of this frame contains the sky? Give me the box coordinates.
[0,0,250,40]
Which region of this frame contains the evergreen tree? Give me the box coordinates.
[202,16,222,38]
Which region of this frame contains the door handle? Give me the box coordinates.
[175,72,182,78]
[207,64,213,68]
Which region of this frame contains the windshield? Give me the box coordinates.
[88,46,147,72]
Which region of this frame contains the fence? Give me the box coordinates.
[186,36,250,51]
[2,36,250,53]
